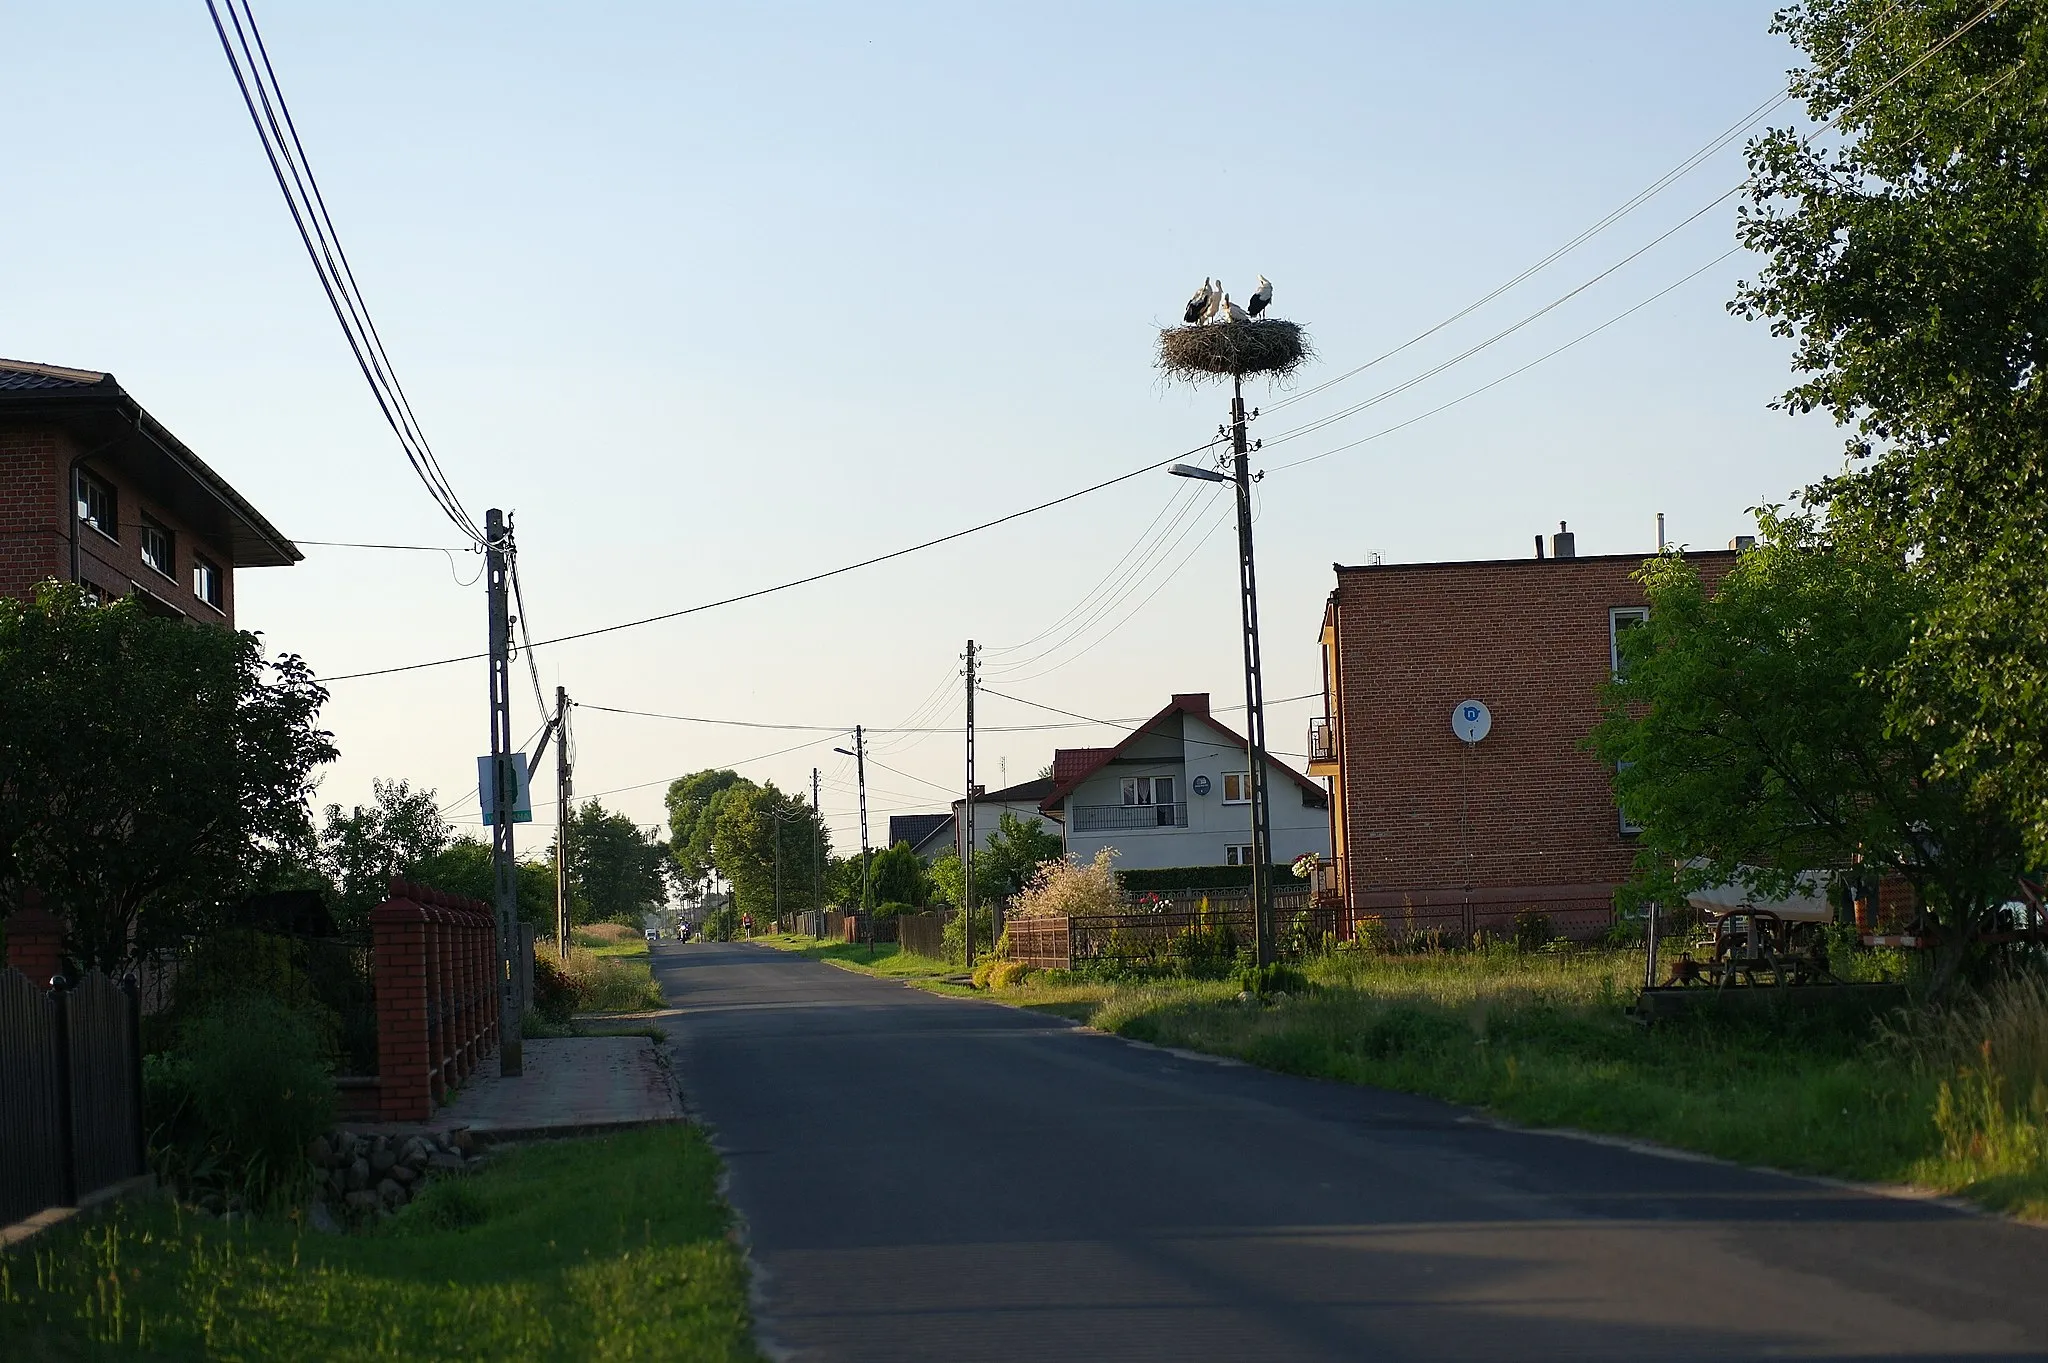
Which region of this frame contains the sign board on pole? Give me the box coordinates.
[478,753,533,825]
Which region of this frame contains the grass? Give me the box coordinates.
[0,1125,761,1361]
[542,925,665,1014]
[778,930,2048,1218]
[748,933,961,981]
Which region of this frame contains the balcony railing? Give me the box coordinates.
[1072,802,1189,833]
[1307,718,1335,763]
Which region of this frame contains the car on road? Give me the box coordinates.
[645,927,659,944]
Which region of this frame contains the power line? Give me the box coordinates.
[978,687,1312,761]
[204,0,481,545]
[321,442,1203,682]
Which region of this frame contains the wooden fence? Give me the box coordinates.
[0,968,145,1227]
[1004,891,1336,973]
[895,912,946,961]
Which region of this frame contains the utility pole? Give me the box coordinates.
[963,639,979,968]
[832,729,873,952]
[773,806,784,932]
[1229,378,1277,969]
[554,686,572,962]
[812,767,824,939]
[484,508,524,1074]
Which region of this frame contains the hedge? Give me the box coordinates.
[1115,865,1300,895]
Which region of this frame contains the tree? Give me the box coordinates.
[0,584,335,971]
[409,837,558,927]
[1733,0,2048,860]
[1010,849,1122,920]
[867,842,928,910]
[709,783,828,920]
[1590,517,2025,991]
[928,851,1003,913]
[565,800,670,925]
[320,779,452,932]
[978,812,1065,901]
[664,769,751,886]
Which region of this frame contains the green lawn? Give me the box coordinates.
[0,1126,761,1361]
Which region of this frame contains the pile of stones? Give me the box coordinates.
[308,1126,485,1223]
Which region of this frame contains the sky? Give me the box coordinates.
[0,2,1847,856]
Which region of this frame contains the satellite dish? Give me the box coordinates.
[1451,700,1492,744]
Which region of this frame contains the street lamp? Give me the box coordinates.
[1170,396,1277,969]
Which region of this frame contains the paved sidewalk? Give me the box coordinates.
[342,1035,682,1142]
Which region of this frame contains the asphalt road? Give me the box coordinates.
[654,942,2048,1362]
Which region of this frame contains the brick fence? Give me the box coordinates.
[362,879,498,1123]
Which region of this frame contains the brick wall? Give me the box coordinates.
[1327,550,1736,939]
[0,429,63,602]
[0,425,238,625]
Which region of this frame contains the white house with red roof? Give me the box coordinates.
[1037,693,1331,872]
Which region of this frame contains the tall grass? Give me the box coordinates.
[540,928,665,1013]
[1894,971,2048,1213]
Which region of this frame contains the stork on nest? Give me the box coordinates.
[1157,317,1312,383]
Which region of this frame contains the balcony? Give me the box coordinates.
[1072,802,1188,833]
[1307,718,1338,776]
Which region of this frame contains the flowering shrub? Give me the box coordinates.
[1010,848,1122,919]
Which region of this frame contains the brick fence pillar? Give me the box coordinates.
[371,893,432,1122]
[4,893,66,985]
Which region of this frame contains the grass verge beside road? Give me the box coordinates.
[556,924,666,1013]
[0,1125,760,1361]
[758,932,2047,1218]
[748,933,959,981]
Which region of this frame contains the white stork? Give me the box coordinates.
[1221,294,1250,324]
[1247,274,1273,318]
[1183,278,1215,326]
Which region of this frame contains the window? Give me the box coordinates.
[193,556,223,611]
[1221,771,1252,804]
[1120,776,1179,826]
[1609,607,1649,675]
[75,469,117,541]
[1121,776,1177,807]
[140,513,174,579]
[1615,759,1644,836]
[1225,844,1255,866]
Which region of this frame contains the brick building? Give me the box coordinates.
[1308,528,1735,940]
[0,359,299,625]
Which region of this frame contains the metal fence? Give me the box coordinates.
[0,968,145,1227]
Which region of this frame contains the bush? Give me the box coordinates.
[1171,918,1240,979]
[1012,849,1122,920]
[167,995,335,1200]
[969,958,1033,990]
[1116,864,1295,895]
[1238,962,1312,999]
[943,906,994,965]
[532,952,585,1024]
[1512,910,1555,952]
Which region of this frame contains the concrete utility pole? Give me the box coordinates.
[484,508,524,1074]
[773,805,784,931]
[963,638,980,968]
[812,767,824,939]
[555,686,572,962]
[833,729,873,951]
[1228,379,1278,969]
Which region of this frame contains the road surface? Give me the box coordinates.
[654,942,2048,1362]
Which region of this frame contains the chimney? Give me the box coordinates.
[1550,520,1576,559]
[1533,534,1545,560]
[1730,535,1756,552]
[1656,512,1667,551]
[1171,693,1210,715]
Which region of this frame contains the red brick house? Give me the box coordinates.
[0,359,299,624]
[1308,528,1736,940]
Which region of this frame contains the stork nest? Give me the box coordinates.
[1157,318,1311,383]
